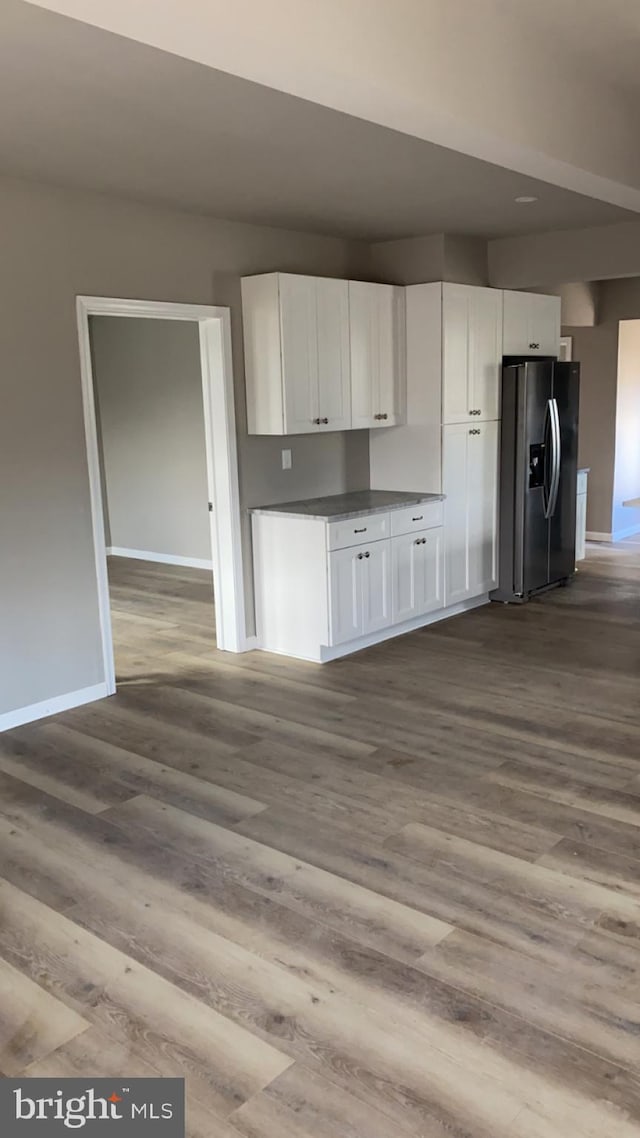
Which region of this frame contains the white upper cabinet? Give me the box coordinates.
[442,284,503,424]
[242,272,351,435]
[350,281,405,429]
[502,290,561,357]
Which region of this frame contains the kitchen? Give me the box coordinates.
[243,274,587,662]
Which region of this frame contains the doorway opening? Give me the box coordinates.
[77,297,249,697]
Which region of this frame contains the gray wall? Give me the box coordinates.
[0,173,369,717]
[369,233,489,287]
[91,317,210,562]
[562,322,618,535]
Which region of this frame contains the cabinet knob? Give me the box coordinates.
[529,342,540,349]
[469,428,481,435]
[321,417,329,424]
[357,552,364,560]
[381,413,388,420]
[364,551,370,558]
[313,417,320,425]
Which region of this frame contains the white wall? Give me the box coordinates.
[0,173,370,719]
[91,316,211,563]
[613,321,640,537]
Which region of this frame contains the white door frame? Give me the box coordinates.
[77,295,250,697]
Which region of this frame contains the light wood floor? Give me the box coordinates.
[1,547,640,1136]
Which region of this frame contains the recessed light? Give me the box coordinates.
[515,195,538,203]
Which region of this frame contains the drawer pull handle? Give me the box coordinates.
[354,527,367,533]
[412,515,423,522]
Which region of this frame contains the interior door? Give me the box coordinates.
[280,274,320,433]
[316,277,351,431]
[548,362,579,583]
[522,362,554,594]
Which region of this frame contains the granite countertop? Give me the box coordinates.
[250,489,445,522]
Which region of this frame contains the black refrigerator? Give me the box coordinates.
[492,358,580,603]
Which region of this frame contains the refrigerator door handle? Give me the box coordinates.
[547,397,561,518]
[542,399,552,518]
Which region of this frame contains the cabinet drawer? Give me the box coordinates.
[327,512,389,551]
[390,501,443,537]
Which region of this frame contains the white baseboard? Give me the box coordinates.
[586,525,640,543]
[613,523,640,541]
[107,547,213,570]
[0,682,109,733]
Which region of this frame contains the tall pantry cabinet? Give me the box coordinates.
[370,281,502,607]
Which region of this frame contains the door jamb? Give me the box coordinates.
[77,295,250,697]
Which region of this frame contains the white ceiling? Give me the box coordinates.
[1,0,637,242]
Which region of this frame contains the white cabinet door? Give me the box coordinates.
[329,545,363,645]
[280,274,320,434]
[329,540,392,644]
[442,284,502,424]
[350,281,404,428]
[361,540,392,633]
[503,291,561,357]
[467,419,499,595]
[316,277,351,431]
[442,284,472,424]
[443,421,499,605]
[471,287,503,421]
[392,528,443,623]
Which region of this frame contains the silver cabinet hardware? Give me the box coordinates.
[357,552,364,560]
[364,551,370,558]
[321,417,329,424]
[529,342,540,349]
[414,537,426,545]
[469,428,481,435]
[412,515,423,522]
[354,527,367,533]
[374,412,389,421]
[313,417,320,424]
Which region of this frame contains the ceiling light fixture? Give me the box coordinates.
[515,195,538,203]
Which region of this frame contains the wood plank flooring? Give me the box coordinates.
[1,547,640,1136]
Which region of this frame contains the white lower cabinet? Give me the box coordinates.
[392,529,443,623]
[329,540,392,645]
[252,504,447,662]
[443,420,499,605]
